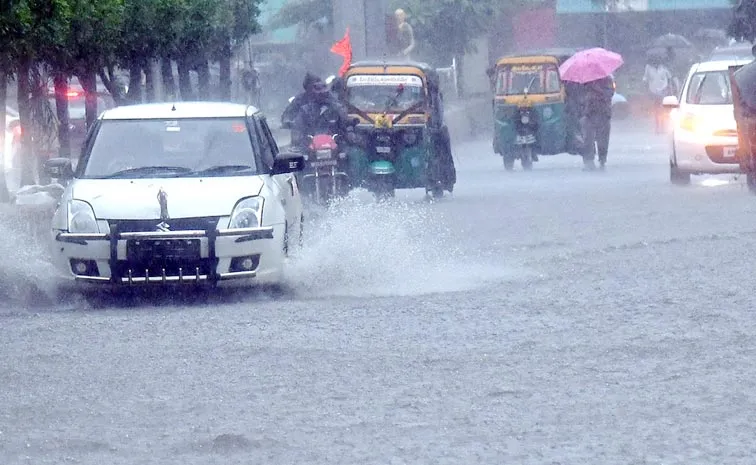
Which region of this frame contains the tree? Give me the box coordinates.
[210,0,263,100]
[729,0,756,43]
[268,0,331,30]
[391,0,496,96]
[12,0,72,186]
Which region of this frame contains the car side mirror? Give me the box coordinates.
[272,153,305,174]
[44,157,74,180]
[662,95,679,108]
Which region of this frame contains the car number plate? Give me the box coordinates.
[723,146,737,158]
[127,239,201,261]
[376,146,392,154]
[309,159,337,168]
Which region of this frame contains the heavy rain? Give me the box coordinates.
[2,0,756,463]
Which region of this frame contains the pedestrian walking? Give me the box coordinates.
[643,57,675,133]
[579,75,614,170]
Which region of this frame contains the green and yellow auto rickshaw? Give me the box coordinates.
[342,60,456,199]
[492,51,580,170]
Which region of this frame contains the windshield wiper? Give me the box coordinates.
[101,166,192,179]
[191,165,256,176]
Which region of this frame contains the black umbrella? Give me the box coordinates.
[649,33,693,50]
[732,60,756,110]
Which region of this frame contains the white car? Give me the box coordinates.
[664,59,752,184]
[43,101,305,286]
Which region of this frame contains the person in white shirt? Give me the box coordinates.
[643,59,675,133]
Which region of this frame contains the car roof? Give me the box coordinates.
[101,102,261,120]
[690,58,754,73]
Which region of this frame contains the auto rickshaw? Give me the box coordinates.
[342,60,455,199]
[492,51,580,170]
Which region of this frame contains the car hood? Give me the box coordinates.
[71,176,265,219]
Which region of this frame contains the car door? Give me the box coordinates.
[252,116,301,230]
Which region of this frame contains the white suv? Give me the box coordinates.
[663,59,753,184]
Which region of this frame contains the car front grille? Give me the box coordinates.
[108,217,222,233]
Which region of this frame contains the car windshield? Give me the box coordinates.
[496,63,561,95]
[686,71,732,105]
[346,74,424,112]
[81,117,260,178]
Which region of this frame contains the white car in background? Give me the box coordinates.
[664,59,753,184]
[44,101,305,286]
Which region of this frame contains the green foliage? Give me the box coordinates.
[390,0,496,63]
[268,0,330,30]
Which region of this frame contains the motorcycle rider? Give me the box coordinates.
[288,73,354,150]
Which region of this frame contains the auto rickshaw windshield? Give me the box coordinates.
[346,74,425,112]
[496,63,561,95]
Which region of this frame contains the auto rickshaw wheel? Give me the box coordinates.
[503,156,515,171]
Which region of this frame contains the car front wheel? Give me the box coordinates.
[670,161,691,185]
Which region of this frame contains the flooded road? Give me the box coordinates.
[2,118,756,464]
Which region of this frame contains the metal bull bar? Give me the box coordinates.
[56,225,274,284]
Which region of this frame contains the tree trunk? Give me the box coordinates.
[196,59,210,100]
[144,60,156,102]
[218,39,233,101]
[16,60,35,187]
[127,62,142,104]
[177,57,193,101]
[53,73,71,159]
[0,70,9,201]
[98,67,126,106]
[160,58,176,101]
[78,70,99,131]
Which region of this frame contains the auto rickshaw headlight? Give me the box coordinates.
[521,114,530,124]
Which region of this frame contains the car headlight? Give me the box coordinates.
[228,197,263,229]
[68,199,99,233]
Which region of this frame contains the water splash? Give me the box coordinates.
[0,204,61,311]
[285,192,518,298]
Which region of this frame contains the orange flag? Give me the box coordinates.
[330,28,352,77]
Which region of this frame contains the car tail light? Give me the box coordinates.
[66,90,82,98]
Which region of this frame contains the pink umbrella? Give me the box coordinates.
[558,47,624,84]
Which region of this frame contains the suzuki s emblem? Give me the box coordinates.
[156,187,170,231]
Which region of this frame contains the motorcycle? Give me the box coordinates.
[298,132,350,205]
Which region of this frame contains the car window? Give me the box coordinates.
[686,71,731,105]
[80,117,260,178]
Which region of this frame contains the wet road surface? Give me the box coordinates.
[2,119,756,464]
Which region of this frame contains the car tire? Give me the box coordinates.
[670,161,691,185]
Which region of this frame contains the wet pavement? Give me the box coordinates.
[2,118,756,464]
